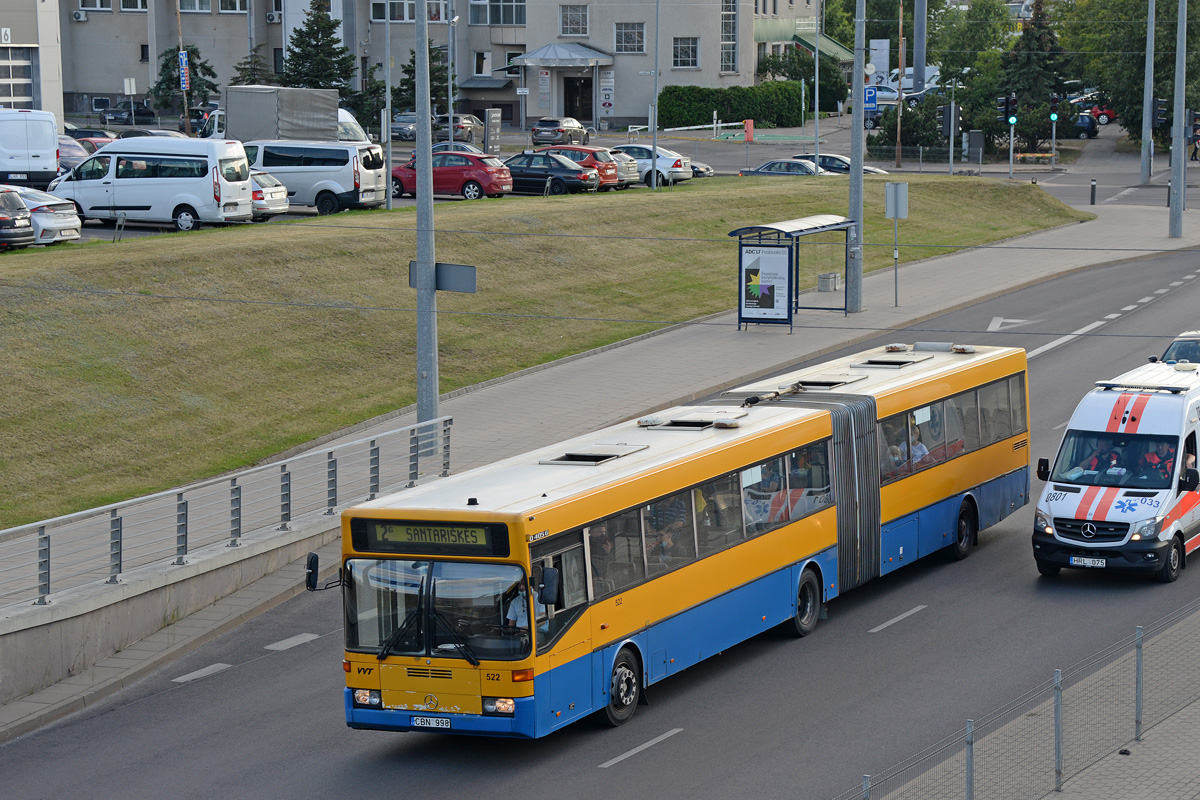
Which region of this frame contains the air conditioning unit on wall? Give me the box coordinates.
[72,9,88,21]
[266,11,282,23]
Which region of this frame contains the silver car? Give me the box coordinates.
[1,184,81,245]
[250,171,289,222]
[611,144,692,186]
[609,150,640,189]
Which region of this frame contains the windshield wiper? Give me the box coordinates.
[377,584,424,661]
[432,611,481,666]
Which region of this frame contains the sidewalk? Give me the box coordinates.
[5,198,1200,796]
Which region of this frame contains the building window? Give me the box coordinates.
[615,22,644,54]
[273,0,282,9]
[179,0,211,10]
[140,44,150,62]
[469,0,524,25]
[672,37,698,68]
[720,0,737,72]
[120,0,148,10]
[505,50,523,75]
[80,0,113,8]
[371,0,447,21]
[274,47,284,73]
[219,0,248,10]
[474,51,492,76]
[560,5,587,36]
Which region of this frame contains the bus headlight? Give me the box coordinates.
[482,697,515,716]
[1034,509,1053,535]
[1130,517,1164,541]
[354,689,382,707]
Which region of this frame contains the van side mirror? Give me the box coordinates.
[1182,468,1199,493]
[304,552,319,591]
[1036,458,1050,482]
[537,567,561,606]
[1148,356,1159,363]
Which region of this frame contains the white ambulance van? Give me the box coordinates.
[1033,361,1200,581]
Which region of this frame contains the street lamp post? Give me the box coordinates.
[446,10,458,142]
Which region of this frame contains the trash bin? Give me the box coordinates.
[818,272,840,292]
[599,120,609,131]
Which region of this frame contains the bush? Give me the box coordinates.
[658,83,809,129]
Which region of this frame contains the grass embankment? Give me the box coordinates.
[0,176,1091,526]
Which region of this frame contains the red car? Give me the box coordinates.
[534,145,620,190]
[391,151,512,200]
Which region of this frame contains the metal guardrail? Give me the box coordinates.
[827,595,1200,800]
[0,417,452,609]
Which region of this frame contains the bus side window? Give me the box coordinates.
[912,402,945,468]
[946,389,980,454]
[878,414,912,483]
[696,473,742,556]
[1009,374,1028,435]
[787,440,832,517]
[595,508,644,595]
[643,489,696,576]
[742,456,789,534]
[978,379,1012,444]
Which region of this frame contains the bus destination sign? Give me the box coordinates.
[353,518,510,557]
[374,523,490,548]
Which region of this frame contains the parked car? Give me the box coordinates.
[430,141,485,155]
[57,135,90,172]
[503,152,599,194]
[530,117,590,145]
[250,170,289,222]
[0,184,81,245]
[391,112,434,141]
[1071,93,1117,125]
[68,127,117,140]
[433,114,485,144]
[392,151,512,200]
[117,128,189,139]
[103,103,156,126]
[535,145,619,190]
[242,139,387,214]
[1074,113,1099,139]
[608,149,640,189]
[738,159,829,177]
[178,106,212,133]
[792,153,889,175]
[864,105,889,129]
[0,186,36,250]
[0,108,58,189]
[690,160,715,178]
[611,144,692,186]
[76,137,115,154]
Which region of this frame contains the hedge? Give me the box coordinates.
[658,82,808,129]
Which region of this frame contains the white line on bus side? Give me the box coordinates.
[172,663,232,683]
[868,605,928,634]
[598,728,684,768]
[264,633,321,651]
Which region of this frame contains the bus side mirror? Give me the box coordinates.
[1182,468,1199,493]
[1036,458,1050,482]
[305,552,319,591]
[537,567,561,606]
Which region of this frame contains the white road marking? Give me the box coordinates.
[1122,305,1139,311]
[599,728,684,768]
[1102,187,1136,203]
[1155,289,1169,294]
[1185,275,1196,280]
[265,633,321,651]
[1053,421,1069,430]
[869,605,928,633]
[987,316,1042,332]
[1138,296,1155,303]
[172,663,232,683]
[1171,281,1183,287]
[1028,320,1108,359]
[1105,313,1122,320]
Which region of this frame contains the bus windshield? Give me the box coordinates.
[1050,430,1181,489]
[345,559,531,661]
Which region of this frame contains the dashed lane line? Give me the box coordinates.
[869,605,928,634]
[172,663,232,683]
[598,728,685,768]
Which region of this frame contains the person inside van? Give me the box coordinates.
[1138,440,1177,480]
[1079,438,1122,471]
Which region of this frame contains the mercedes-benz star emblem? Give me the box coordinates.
[424,694,438,709]
[1082,522,1097,538]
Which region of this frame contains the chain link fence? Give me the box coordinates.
[828,595,1200,800]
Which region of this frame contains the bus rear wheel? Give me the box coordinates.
[951,502,976,561]
[788,568,822,637]
[603,648,640,727]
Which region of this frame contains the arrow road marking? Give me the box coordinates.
[987,316,1042,332]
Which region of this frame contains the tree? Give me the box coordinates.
[757,45,848,112]
[150,45,220,112]
[393,42,453,115]
[866,96,944,157]
[345,63,387,135]
[229,44,277,87]
[280,0,357,93]
[929,0,1009,93]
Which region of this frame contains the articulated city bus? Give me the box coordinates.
[308,342,1030,738]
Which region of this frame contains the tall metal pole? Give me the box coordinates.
[813,0,821,166]
[415,0,439,421]
[1169,0,1186,236]
[384,0,393,210]
[176,4,193,135]
[247,0,254,74]
[847,0,865,313]
[1140,0,1156,185]
[894,0,904,168]
[446,2,456,138]
[651,0,660,189]
[913,0,926,93]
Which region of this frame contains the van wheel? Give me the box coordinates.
[951,502,976,560]
[602,648,640,727]
[316,192,340,215]
[461,181,483,200]
[1157,537,1183,582]
[172,205,200,232]
[786,568,822,637]
[1036,561,1060,577]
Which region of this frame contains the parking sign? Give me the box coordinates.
[864,86,878,110]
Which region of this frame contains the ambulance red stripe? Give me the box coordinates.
[1090,487,1121,520]
[1075,486,1102,519]
[1106,393,1132,433]
[1123,394,1153,434]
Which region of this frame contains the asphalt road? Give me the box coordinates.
[2,248,1196,799]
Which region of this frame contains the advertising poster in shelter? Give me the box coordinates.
[739,244,791,324]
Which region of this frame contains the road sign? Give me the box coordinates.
[515,87,529,95]
[178,50,189,69]
[864,86,878,111]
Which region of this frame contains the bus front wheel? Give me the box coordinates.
[788,568,822,637]
[603,648,640,727]
[951,502,976,561]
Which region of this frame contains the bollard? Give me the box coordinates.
[229,478,242,547]
[1167,179,1171,207]
[369,439,381,499]
[1090,178,1096,205]
[278,464,292,530]
[966,719,975,800]
[173,493,188,565]
[107,509,123,584]
[1136,626,1144,741]
[326,452,338,513]
[35,525,49,605]
[1054,669,1063,791]
[862,775,870,800]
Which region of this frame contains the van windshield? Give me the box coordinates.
[1051,430,1182,489]
[219,156,249,182]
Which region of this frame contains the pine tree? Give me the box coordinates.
[150,45,220,112]
[280,0,357,92]
[393,41,452,115]
[229,44,277,86]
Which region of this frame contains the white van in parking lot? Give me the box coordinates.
[242,140,386,214]
[0,109,59,190]
[49,138,252,231]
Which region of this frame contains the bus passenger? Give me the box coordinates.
[910,428,929,464]
[1139,441,1177,480]
[589,523,613,578]
[1079,438,1121,471]
[647,496,688,557]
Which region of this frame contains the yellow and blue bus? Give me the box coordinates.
[312,342,1029,738]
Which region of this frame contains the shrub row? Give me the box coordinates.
[658,82,808,129]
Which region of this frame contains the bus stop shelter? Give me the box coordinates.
[728,214,855,332]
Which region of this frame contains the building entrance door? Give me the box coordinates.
[563,77,593,123]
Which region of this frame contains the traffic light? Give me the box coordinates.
[1049,94,1060,122]
[996,95,1009,123]
[939,103,959,138]
[1190,109,1200,141]
[1154,97,1168,126]
[937,103,947,133]
[1006,94,1018,126]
